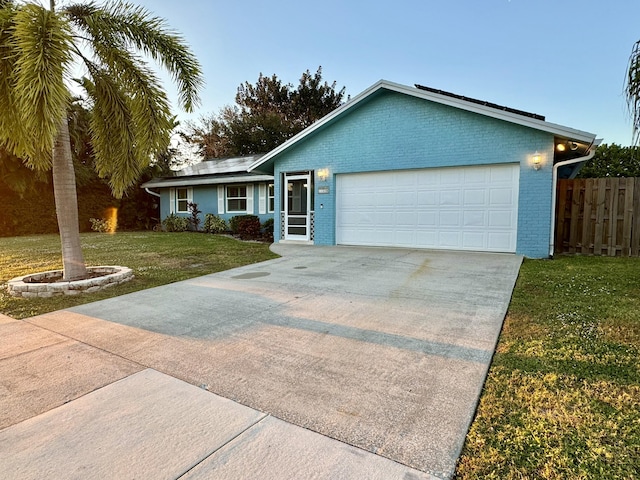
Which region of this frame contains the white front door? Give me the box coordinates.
[284,173,311,241]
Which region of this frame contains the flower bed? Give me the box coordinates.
[7,266,133,298]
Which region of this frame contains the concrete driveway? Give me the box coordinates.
[0,244,522,479]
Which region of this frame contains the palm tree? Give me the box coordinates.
[0,0,202,280]
[626,40,640,146]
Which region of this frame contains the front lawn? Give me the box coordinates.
[456,256,640,479]
[0,232,278,319]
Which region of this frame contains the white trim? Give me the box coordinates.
[226,184,250,213]
[169,188,175,214]
[248,80,597,172]
[246,184,254,214]
[217,185,225,214]
[284,173,311,241]
[175,187,192,213]
[141,174,273,189]
[268,183,275,213]
[258,183,267,214]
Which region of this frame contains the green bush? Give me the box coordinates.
[162,213,189,232]
[262,218,274,236]
[229,215,261,240]
[203,213,227,234]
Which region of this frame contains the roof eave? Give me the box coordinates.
[141,174,274,189]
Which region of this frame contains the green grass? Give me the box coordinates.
[456,256,640,479]
[0,232,278,319]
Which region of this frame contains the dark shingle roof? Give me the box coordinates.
[414,84,545,121]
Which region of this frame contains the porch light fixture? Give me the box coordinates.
[532,151,542,170]
[317,168,329,181]
[556,143,566,152]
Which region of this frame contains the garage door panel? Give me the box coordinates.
[336,165,519,253]
[464,189,487,206]
[462,232,486,249]
[440,190,461,206]
[396,211,417,226]
[488,232,514,251]
[439,231,462,248]
[417,190,438,205]
[417,211,437,226]
[376,192,395,206]
[463,211,486,227]
[439,211,462,227]
[396,191,416,206]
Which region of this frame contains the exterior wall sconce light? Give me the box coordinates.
[532,152,542,170]
[556,143,566,152]
[317,168,329,181]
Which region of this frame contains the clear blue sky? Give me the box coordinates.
[135,0,640,146]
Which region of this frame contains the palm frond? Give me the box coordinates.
[77,35,174,157]
[64,1,203,112]
[626,40,640,146]
[79,64,171,198]
[11,3,72,168]
[0,3,23,155]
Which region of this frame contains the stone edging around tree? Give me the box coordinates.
[7,266,133,298]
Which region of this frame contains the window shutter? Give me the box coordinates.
[217,185,225,214]
[258,184,267,214]
[246,184,254,214]
[169,188,175,214]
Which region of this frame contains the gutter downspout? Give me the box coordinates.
[144,187,161,198]
[549,138,602,257]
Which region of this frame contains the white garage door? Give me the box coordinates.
[336,164,519,253]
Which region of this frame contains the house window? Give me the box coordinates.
[268,183,275,213]
[176,187,191,213]
[227,185,248,212]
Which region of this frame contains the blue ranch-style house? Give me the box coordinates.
[143,80,599,258]
[142,155,275,226]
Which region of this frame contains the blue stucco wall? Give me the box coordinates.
[159,183,273,227]
[272,90,555,258]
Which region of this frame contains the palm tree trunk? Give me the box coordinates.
[52,114,88,281]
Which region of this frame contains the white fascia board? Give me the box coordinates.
[248,79,597,171]
[141,174,273,189]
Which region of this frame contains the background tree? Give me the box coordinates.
[184,67,346,158]
[577,143,640,178]
[0,1,202,280]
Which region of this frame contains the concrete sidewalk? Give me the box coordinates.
[0,316,434,479]
[0,245,522,479]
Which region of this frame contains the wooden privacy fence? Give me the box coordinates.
[555,177,640,256]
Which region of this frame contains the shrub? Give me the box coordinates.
[187,201,202,231]
[162,213,189,232]
[230,215,261,240]
[203,213,227,234]
[262,218,274,237]
[89,217,116,233]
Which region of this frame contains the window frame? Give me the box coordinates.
[226,185,248,213]
[268,183,275,213]
[175,187,192,213]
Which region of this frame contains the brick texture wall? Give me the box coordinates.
[273,91,554,257]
